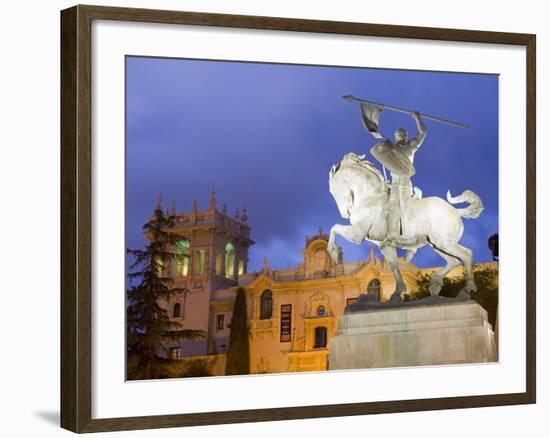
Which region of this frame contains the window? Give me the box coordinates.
[175,240,190,277]
[173,302,182,318]
[169,347,181,360]
[316,305,326,317]
[155,256,165,277]
[367,279,381,301]
[215,251,223,276]
[225,243,235,279]
[216,314,225,330]
[238,259,245,276]
[194,249,205,275]
[260,290,273,320]
[314,326,328,349]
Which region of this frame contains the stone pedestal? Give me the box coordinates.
[328,300,497,370]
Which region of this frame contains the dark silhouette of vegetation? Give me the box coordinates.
[126,198,204,380]
[405,265,498,328]
[139,357,214,379]
[181,358,213,377]
[225,288,250,375]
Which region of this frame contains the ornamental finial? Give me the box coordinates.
[209,189,216,208]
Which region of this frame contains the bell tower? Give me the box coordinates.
[160,192,254,356]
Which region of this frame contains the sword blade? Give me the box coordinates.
[343,95,470,129]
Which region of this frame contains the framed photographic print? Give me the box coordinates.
[60,4,536,433]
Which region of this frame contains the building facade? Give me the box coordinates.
[155,195,496,375]
[157,191,253,358]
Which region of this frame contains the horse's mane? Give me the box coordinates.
[329,152,386,186]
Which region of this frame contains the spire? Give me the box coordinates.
[155,193,162,211]
[318,225,324,235]
[209,189,216,209]
[240,206,248,223]
[369,246,375,264]
[234,209,240,220]
[222,203,228,215]
[192,199,198,213]
[169,201,176,216]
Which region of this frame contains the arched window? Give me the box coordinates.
[260,290,273,320]
[367,279,381,301]
[314,326,328,349]
[238,260,245,276]
[193,250,205,275]
[225,243,235,279]
[173,302,182,318]
[155,256,165,277]
[215,251,223,275]
[175,240,190,277]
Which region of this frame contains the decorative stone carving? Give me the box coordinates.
[306,291,332,318]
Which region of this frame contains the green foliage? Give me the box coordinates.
[225,288,250,376]
[181,358,213,377]
[143,358,213,379]
[406,265,499,328]
[126,202,205,380]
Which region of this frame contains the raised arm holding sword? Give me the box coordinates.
[343,95,468,250]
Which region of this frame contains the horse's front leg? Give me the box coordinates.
[380,245,406,301]
[328,223,367,264]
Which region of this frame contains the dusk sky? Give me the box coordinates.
[126,56,498,272]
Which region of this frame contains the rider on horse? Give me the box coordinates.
[363,108,427,248]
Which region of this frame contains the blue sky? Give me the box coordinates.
[126,56,498,271]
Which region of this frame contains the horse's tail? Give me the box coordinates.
[446,190,484,219]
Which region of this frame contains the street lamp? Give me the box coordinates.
[488,233,498,261]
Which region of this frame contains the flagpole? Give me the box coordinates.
[343,95,470,129]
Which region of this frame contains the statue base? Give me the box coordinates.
[328,300,497,370]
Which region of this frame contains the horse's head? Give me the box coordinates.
[329,152,386,219]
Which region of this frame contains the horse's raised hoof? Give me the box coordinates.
[327,244,342,264]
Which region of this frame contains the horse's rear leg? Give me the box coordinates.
[431,241,475,299]
[428,248,461,296]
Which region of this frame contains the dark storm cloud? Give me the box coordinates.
[126,57,498,271]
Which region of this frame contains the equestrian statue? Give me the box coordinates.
[327,96,484,302]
